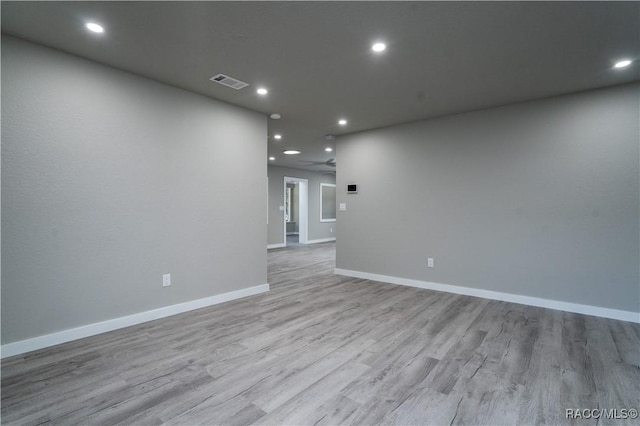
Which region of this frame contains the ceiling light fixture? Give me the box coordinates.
[269,156,276,161]
[274,134,282,140]
[270,113,282,119]
[614,59,633,69]
[257,87,268,95]
[85,22,104,33]
[325,147,333,152]
[283,150,301,155]
[372,42,386,53]
[338,119,348,126]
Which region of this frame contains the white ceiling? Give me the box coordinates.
[2,1,639,171]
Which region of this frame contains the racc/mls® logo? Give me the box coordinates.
[565,408,638,420]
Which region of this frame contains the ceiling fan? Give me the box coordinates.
[299,158,336,168]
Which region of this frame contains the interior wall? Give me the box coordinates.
[268,166,336,245]
[336,83,640,313]
[293,184,300,233]
[1,36,268,344]
[285,183,299,234]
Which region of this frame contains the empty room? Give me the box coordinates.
[1,2,639,425]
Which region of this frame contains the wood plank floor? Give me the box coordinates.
[2,242,639,425]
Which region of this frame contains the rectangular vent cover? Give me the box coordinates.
[209,74,249,90]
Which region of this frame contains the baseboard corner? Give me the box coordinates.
[267,243,286,249]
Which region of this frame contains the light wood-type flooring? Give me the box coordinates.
[2,242,639,425]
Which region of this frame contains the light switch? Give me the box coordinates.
[279,206,284,211]
[339,203,347,211]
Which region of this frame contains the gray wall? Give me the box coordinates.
[1,36,268,344]
[337,83,639,313]
[268,166,336,245]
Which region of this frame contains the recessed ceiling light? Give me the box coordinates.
[257,88,268,95]
[269,156,276,161]
[283,150,301,155]
[338,119,348,126]
[614,59,633,69]
[325,147,333,152]
[274,134,282,140]
[372,42,386,53]
[270,113,282,119]
[85,23,104,33]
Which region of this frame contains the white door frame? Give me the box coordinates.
[283,176,308,245]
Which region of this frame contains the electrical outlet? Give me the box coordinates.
[427,258,434,268]
[163,273,171,287]
[330,228,333,233]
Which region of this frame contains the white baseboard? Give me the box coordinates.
[1,283,270,359]
[334,268,639,323]
[306,237,336,244]
[268,239,334,249]
[267,243,286,249]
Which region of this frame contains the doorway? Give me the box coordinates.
[283,176,308,246]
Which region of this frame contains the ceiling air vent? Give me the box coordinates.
[209,74,249,90]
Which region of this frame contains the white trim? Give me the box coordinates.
[1,284,270,359]
[306,237,336,244]
[267,243,286,249]
[284,177,309,246]
[334,268,640,324]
